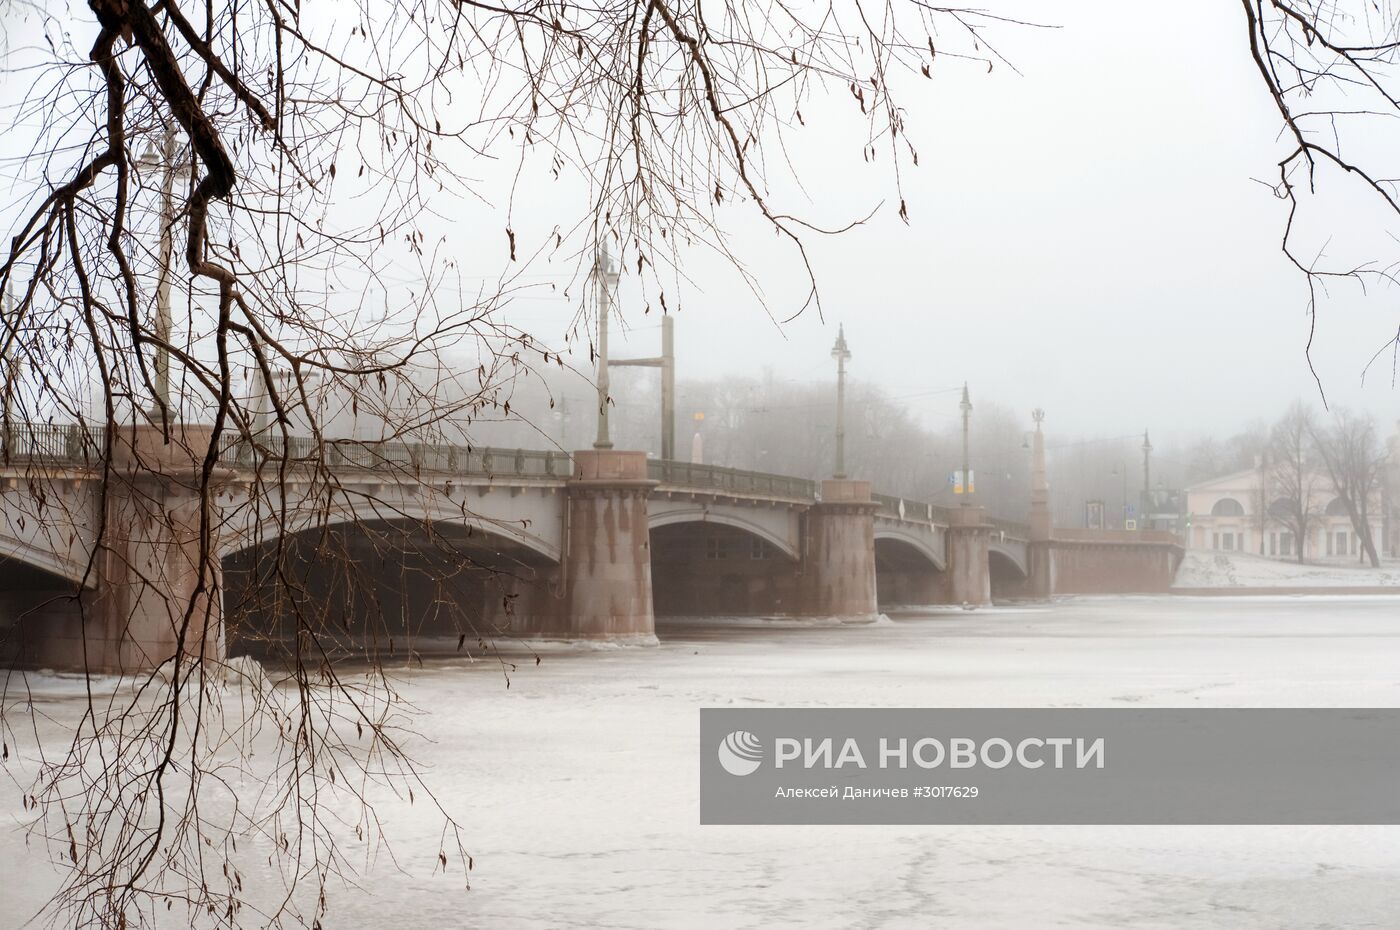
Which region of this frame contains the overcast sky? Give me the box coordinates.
[564,0,1400,442]
[2,0,1397,446]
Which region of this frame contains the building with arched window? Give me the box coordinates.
[1183,466,1391,562]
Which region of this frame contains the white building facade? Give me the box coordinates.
[1184,467,1390,562]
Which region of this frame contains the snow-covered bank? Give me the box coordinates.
[1173,549,1400,589]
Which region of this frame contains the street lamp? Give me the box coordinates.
[136,128,183,418]
[959,382,973,505]
[592,241,620,450]
[1112,462,1128,529]
[831,324,851,479]
[1141,429,1153,531]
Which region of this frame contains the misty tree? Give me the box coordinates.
[0,0,1023,926]
[1187,438,1226,486]
[1268,402,1323,563]
[1310,410,1385,567]
[1182,423,1270,487]
[655,374,1038,517]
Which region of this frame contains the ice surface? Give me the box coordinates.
[4,596,1400,928]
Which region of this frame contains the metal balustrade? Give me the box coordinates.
[223,436,574,478]
[873,493,959,525]
[874,492,1033,539]
[989,518,1032,539]
[647,459,817,500]
[0,423,106,465]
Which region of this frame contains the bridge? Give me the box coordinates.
[0,422,1182,672]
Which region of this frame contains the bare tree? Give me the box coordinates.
[1311,409,1384,567]
[1240,0,1400,389]
[1268,401,1322,563]
[0,0,1020,926]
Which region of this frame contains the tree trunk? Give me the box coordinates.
[1339,497,1381,569]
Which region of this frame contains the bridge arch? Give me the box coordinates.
[221,503,561,660]
[0,538,89,587]
[872,533,947,608]
[988,542,1028,578]
[873,529,945,571]
[0,558,93,668]
[647,507,800,561]
[647,508,802,619]
[220,497,560,564]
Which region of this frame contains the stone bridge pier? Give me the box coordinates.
[9,425,224,673]
[509,450,657,641]
[796,479,879,621]
[944,506,993,607]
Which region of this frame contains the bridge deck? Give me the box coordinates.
[2,425,1032,536]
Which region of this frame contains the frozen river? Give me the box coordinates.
[5,596,1400,928]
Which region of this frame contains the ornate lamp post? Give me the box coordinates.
[137,128,181,417]
[831,325,851,478]
[593,242,620,450]
[1141,429,1153,530]
[959,383,973,505]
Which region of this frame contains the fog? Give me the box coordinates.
[458,0,1400,440]
[4,0,1396,446]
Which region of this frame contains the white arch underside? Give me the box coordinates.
[219,499,560,563]
[0,535,90,587]
[988,543,1028,577]
[648,509,800,560]
[873,530,946,571]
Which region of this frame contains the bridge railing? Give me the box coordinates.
[221,436,573,478]
[874,493,1030,537]
[873,493,956,524]
[648,459,817,500]
[989,518,1031,540]
[1,423,107,465]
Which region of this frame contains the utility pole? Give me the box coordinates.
[593,241,618,450]
[662,315,674,459]
[139,128,179,418]
[960,382,973,505]
[831,325,851,478]
[1141,429,1153,531]
[611,314,675,459]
